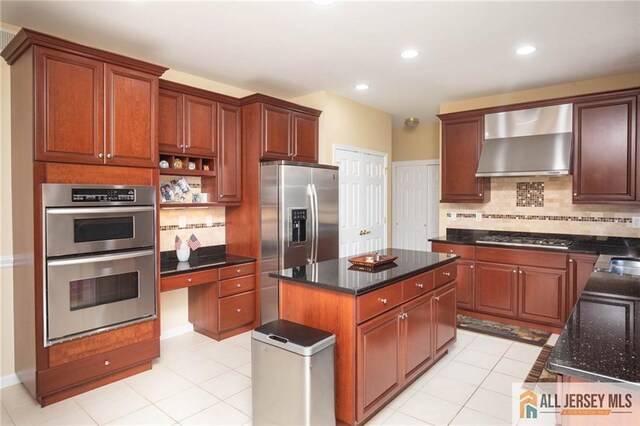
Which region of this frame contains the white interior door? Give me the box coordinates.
[392,161,439,251]
[335,147,387,257]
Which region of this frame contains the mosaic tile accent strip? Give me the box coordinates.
[160,222,225,231]
[446,213,632,223]
[517,181,544,207]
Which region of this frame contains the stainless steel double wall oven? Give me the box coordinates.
[42,184,157,345]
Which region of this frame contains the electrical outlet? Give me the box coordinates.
[178,216,187,229]
[632,217,640,228]
[450,212,457,221]
[206,216,214,227]
[476,212,482,222]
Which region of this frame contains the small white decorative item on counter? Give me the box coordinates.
[175,235,190,261]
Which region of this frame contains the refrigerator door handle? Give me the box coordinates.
[307,184,316,263]
[311,183,319,262]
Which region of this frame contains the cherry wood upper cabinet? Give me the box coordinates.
[35,47,104,164]
[184,95,217,157]
[573,92,638,203]
[5,31,167,168]
[158,89,183,155]
[217,102,242,204]
[438,114,489,203]
[105,64,157,168]
[241,94,321,164]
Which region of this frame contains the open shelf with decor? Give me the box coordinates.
[159,154,216,177]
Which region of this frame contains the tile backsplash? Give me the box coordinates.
[440,176,639,237]
[159,207,225,251]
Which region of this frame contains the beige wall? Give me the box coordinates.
[438,71,640,236]
[392,121,440,162]
[291,91,394,243]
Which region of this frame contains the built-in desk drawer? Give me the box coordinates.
[357,282,402,323]
[219,262,256,280]
[402,271,434,302]
[434,263,457,288]
[219,291,255,332]
[219,275,256,297]
[161,269,217,292]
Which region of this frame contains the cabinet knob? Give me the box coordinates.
[106,153,112,159]
[236,268,241,273]
[236,308,242,313]
[569,259,573,263]
[187,278,192,283]
[378,298,388,305]
[512,270,517,273]
[435,296,440,301]
[104,360,110,366]
[98,153,104,159]
[519,270,522,274]
[442,272,451,277]
[470,265,474,269]
[573,193,577,196]
[449,249,454,253]
[236,283,242,288]
[479,193,483,196]
[416,283,424,289]
[220,194,224,198]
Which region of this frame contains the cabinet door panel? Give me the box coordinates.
[184,95,217,157]
[402,294,433,380]
[262,104,291,160]
[568,254,598,312]
[456,260,475,310]
[357,308,401,418]
[158,89,184,154]
[435,282,457,357]
[105,64,157,167]
[35,47,104,164]
[217,102,242,203]
[440,116,487,202]
[519,266,567,327]
[291,112,318,163]
[475,262,518,318]
[573,96,637,202]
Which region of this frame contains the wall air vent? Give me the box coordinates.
[0,29,16,51]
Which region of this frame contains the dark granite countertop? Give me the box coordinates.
[160,245,255,277]
[430,228,640,257]
[547,271,640,386]
[269,248,457,295]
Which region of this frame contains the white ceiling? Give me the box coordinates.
[2,1,639,125]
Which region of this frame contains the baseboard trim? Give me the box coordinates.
[1,373,21,389]
[160,324,194,340]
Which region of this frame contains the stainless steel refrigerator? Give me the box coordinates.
[260,161,339,324]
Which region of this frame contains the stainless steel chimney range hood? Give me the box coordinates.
[476,103,573,177]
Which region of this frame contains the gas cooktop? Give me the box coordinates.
[475,234,573,250]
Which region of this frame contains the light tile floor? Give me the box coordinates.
[0,329,558,425]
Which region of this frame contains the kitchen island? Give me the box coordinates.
[270,248,458,425]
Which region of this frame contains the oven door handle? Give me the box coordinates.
[47,249,155,266]
[46,206,154,215]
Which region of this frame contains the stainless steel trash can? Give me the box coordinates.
[252,319,336,426]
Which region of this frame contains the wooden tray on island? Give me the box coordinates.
[348,253,398,268]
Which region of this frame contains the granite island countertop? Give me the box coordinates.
[547,271,640,386]
[160,245,255,277]
[269,248,457,295]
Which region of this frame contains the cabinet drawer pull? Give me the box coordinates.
[98,153,104,159]
[573,192,577,196]
[479,193,482,196]
[449,249,454,253]
[415,283,424,289]
[106,153,112,159]
[513,270,517,273]
[435,296,440,301]
[378,298,387,305]
[442,272,451,277]
[236,283,242,288]
[187,278,192,283]
[236,308,242,313]
[569,259,573,263]
[470,265,474,269]
[220,194,224,198]
[104,360,110,366]
[236,268,241,273]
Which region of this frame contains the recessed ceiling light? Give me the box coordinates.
[401,49,420,59]
[355,83,370,91]
[516,45,536,55]
[312,0,335,6]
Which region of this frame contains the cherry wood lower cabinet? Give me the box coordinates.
[431,242,475,310]
[475,261,519,319]
[187,262,257,340]
[279,262,457,425]
[567,253,598,311]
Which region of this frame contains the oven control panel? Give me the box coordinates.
[71,188,136,202]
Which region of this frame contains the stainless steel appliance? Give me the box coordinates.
[260,161,339,324]
[476,234,573,250]
[477,103,573,177]
[42,184,157,345]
